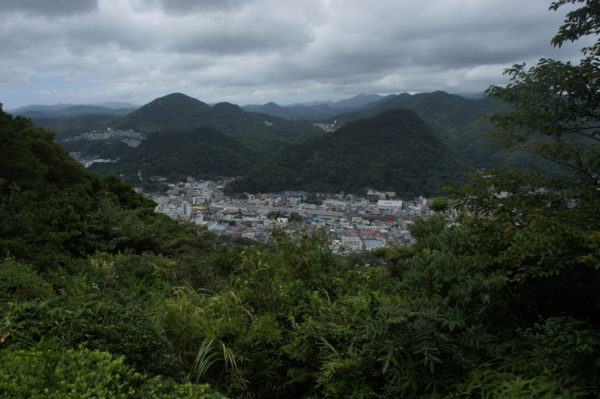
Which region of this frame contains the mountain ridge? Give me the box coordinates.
[225,108,468,197]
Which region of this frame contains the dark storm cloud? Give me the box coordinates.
[0,0,98,16]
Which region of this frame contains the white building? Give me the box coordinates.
[376,200,403,210]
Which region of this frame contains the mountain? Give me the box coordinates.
[242,102,340,120]
[330,93,383,108]
[32,114,124,139]
[335,91,503,125]
[94,101,138,109]
[225,108,468,197]
[242,93,384,121]
[328,91,560,172]
[112,93,323,153]
[90,126,261,182]
[10,104,136,119]
[113,93,211,133]
[242,102,344,121]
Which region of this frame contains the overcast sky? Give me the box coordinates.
[0,0,586,108]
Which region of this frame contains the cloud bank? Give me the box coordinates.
[0,0,584,108]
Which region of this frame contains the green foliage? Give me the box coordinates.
[33,113,123,139]
[0,109,218,267]
[0,258,53,301]
[304,192,323,205]
[289,212,303,223]
[0,111,89,194]
[226,108,468,197]
[448,170,600,321]
[156,230,514,398]
[113,93,323,154]
[61,137,132,159]
[486,1,600,186]
[0,345,144,399]
[0,345,225,399]
[92,127,261,181]
[428,196,449,212]
[332,90,561,172]
[3,292,182,377]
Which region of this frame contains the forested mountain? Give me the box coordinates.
[329,91,560,171]
[33,113,124,138]
[242,93,383,121]
[27,93,327,181]
[226,108,468,196]
[113,92,323,153]
[11,104,136,119]
[91,126,261,181]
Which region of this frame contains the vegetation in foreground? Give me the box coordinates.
[1,1,600,397]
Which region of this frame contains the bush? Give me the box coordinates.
[3,293,182,377]
[0,258,53,301]
[0,345,226,399]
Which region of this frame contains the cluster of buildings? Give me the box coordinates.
[144,178,435,253]
[63,127,144,147]
[313,120,341,132]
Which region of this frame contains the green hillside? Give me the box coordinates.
[33,114,123,139]
[242,93,383,120]
[0,109,195,268]
[12,104,135,119]
[226,108,468,197]
[113,92,323,153]
[91,126,261,181]
[330,91,558,171]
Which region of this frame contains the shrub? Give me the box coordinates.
[0,345,226,399]
[3,293,182,377]
[0,258,53,301]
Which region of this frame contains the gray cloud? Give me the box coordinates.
[0,0,98,16]
[134,0,251,14]
[0,0,587,108]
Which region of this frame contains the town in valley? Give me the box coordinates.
[140,177,436,253]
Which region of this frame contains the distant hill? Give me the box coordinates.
[91,126,261,182]
[331,93,383,108]
[225,108,468,197]
[242,93,384,121]
[24,93,324,175]
[329,91,560,172]
[10,104,136,119]
[112,93,323,153]
[32,114,124,139]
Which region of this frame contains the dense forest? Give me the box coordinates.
[102,93,323,154]
[225,108,468,197]
[91,126,262,182]
[1,1,600,398]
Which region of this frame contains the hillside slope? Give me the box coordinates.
[91,126,261,181]
[226,108,468,197]
[113,93,323,153]
[330,91,560,172]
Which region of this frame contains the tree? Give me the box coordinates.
[428,196,449,212]
[485,1,600,187]
[448,0,600,322]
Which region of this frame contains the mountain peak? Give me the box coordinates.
[149,92,209,107]
[212,102,243,112]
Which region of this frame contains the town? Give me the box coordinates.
[142,177,436,253]
[64,127,145,147]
